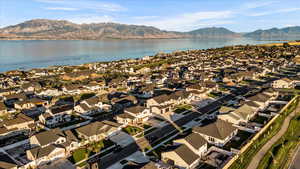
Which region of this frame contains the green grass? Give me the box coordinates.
[257,111,300,169]
[174,104,192,114]
[122,125,143,136]
[229,96,299,169]
[72,148,90,164]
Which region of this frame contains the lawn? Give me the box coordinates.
[174,104,192,114]
[71,148,90,164]
[122,125,143,136]
[229,96,299,169]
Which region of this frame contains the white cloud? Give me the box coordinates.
[45,7,78,11]
[132,11,234,31]
[68,15,114,24]
[131,16,159,20]
[36,0,126,12]
[244,0,279,9]
[248,7,300,16]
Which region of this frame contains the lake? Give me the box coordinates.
[0,38,280,72]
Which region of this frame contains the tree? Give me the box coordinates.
[283,43,290,48]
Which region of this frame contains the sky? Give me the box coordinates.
[1,0,300,32]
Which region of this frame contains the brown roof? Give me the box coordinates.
[50,104,73,114]
[4,113,33,127]
[116,113,135,120]
[174,145,199,165]
[193,119,237,140]
[152,94,170,104]
[75,121,118,137]
[124,106,147,114]
[28,144,63,159]
[84,96,100,106]
[247,93,270,103]
[183,133,207,150]
[33,128,64,146]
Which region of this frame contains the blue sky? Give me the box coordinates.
[1,0,300,32]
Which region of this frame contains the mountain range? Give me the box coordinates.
[0,19,299,40]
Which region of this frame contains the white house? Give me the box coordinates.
[193,119,238,147]
[116,106,151,125]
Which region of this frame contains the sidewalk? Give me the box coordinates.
[247,103,300,169]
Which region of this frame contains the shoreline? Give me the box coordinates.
[1,40,300,74]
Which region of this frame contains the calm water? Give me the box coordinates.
[0,38,280,72]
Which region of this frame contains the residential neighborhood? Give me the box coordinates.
[0,44,300,169]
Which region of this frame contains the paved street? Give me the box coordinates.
[92,94,236,168]
[247,101,300,169]
[288,145,300,169]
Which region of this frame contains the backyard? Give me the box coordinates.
[229,96,299,169]
[122,125,143,136]
[223,130,253,151]
[174,104,192,114]
[70,139,115,166]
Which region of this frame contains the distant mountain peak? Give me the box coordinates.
[0,19,299,40]
[244,26,300,40]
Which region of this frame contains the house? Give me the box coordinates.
[4,93,27,106]
[0,113,35,139]
[14,98,48,110]
[112,95,138,108]
[137,84,155,98]
[27,144,66,166]
[62,84,86,95]
[39,104,73,127]
[246,93,272,110]
[161,144,200,169]
[21,82,42,92]
[140,161,172,169]
[147,91,191,115]
[84,83,104,91]
[218,106,236,114]
[272,78,295,88]
[218,104,257,124]
[3,113,34,131]
[27,128,79,166]
[74,96,111,115]
[115,106,151,125]
[193,119,238,147]
[37,88,61,97]
[75,121,120,144]
[174,133,207,157]
[186,84,203,92]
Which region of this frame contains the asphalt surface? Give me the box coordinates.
[288,145,300,169]
[90,94,236,168]
[247,102,300,169]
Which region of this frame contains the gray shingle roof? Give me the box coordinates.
[174,144,199,165]
[193,119,237,140]
[184,133,207,150]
